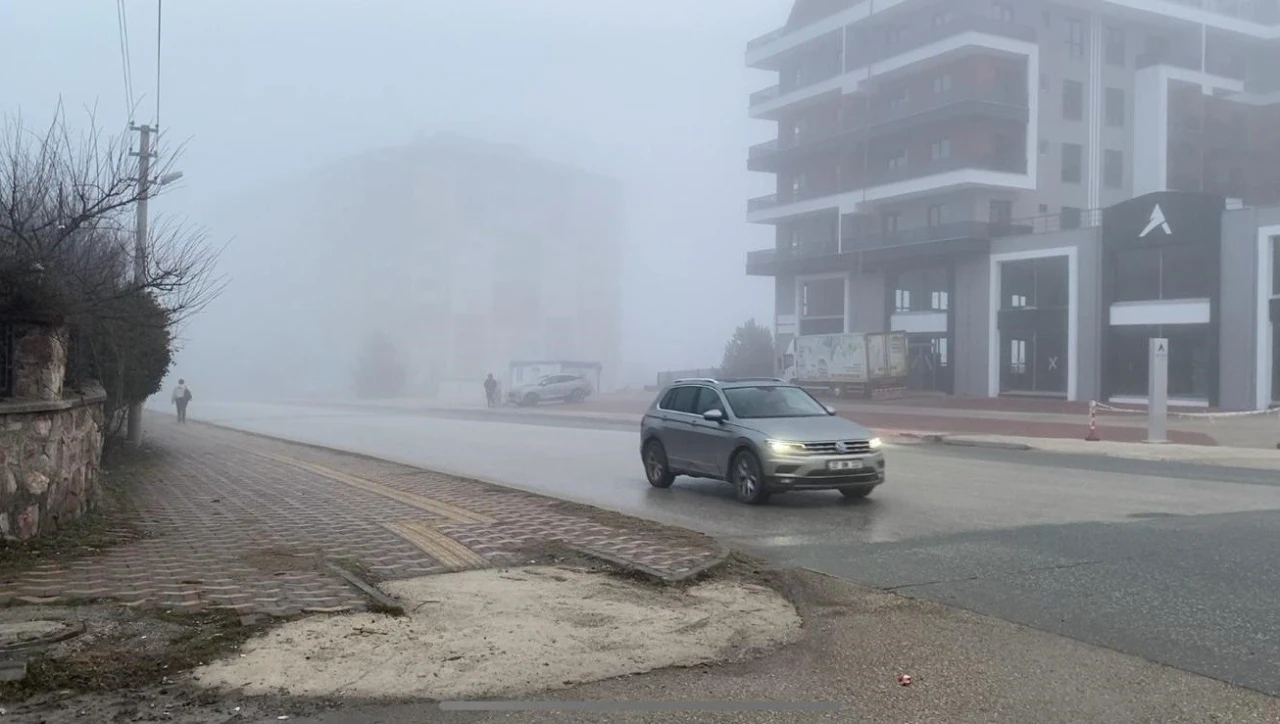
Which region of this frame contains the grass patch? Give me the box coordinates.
[0,607,263,700]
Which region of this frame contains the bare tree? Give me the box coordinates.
[1,106,225,440]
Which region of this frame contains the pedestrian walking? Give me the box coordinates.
[484,373,499,408]
[172,378,193,423]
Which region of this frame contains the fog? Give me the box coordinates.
[0,0,784,399]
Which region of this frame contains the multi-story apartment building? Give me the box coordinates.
[197,134,624,401]
[745,0,1280,409]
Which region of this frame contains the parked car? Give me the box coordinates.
[508,373,594,406]
[639,377,885,505]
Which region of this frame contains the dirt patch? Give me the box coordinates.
[0,604,262,701]
[0,444,153,576]
[193,563,802,700]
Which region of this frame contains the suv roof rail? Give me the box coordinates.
[720,376,786,382]
[672,377,718,384]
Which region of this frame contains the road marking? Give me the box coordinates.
[252,451,495,524]
[384,520,489,570]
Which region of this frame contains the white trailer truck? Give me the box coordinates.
[782,331,909,398]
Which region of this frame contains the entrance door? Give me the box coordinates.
[907,335,951,393]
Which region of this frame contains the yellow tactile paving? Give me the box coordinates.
[383,520,489,570]
[252,451,496,525]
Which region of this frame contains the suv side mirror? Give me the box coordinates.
[824,405,837,415]
[702,409,726,423]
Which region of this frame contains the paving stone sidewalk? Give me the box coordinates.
[0,417,723,617]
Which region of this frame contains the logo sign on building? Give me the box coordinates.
[1102,191,1224,249]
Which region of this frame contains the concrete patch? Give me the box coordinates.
[193,565,800,700]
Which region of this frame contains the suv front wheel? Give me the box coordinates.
[731,450,771,505]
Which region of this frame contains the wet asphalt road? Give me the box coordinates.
[179,401,1280,696]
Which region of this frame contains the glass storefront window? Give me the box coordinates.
[1001,262,1035,309]
[800,277,845,335]
[1114,248,1161,302]
[1113,245,1212,302]
[893,267,949,312]
[1272,237,1279,296]
[1109,325,1212,399]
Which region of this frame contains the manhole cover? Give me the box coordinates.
[0,620,84,650]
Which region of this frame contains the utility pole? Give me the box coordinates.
[126,123,154,446]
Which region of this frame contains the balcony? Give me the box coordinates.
[1136,48,1246,80]
[749,85,781,106]
[750,14,1036,117]
[748,86,1029,172]
[1159,0,1280,24]
[745,220,1027,275]
[745,1,859,66]
[747,153,1029,220]
[846,15,1037,72]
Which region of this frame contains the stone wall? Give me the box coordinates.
[0,322,107,541]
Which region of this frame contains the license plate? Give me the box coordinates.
[827,460,863,471]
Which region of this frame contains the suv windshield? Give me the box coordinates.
[723,385,829,419]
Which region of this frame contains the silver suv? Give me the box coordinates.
[639,378,885,505]
[509,374,593,406]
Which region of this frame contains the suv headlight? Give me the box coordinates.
[868,437,883,450]
[766,440,806,455]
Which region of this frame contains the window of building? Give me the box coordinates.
[1112,244,1212,302]
[1001,257,1069,310]
[1039,204,1049,213]
[882,212,901,235]
[1062,143,1083,183]
[1104,149,1124,188]
[885,25,905,47]
[927,204,944,227]
[1009,338,1028,375]
[887,149,907,170]
[1066,18,1085,57]
[1114,248,1161,302]
[931,138,951,160]
[1040,73,1048,92]
[1272,237,1280,296]
[1105,26,1126,66]
[1110,325,1212,399]
[932,10,952,27]
[991,2,1014,22]
[887,86,910,111]
[932,74,952,94]
[799,276,845,335]
[1160,244,1212,299]
[1039,139,1049,155]
[893,268,949,312]
[1105,88,1125,127]
[991,199,1013,225]
[1061,206,1082,229]
[1042,9,1052,27]
[1063,80,1084,120]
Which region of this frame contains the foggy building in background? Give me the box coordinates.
[744,0,1280,410]
[203,134,623,401]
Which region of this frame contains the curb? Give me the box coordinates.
[939,437,1034,451]
[565,542,735,585]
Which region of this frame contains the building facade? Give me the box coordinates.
[745,0,1280,408]
[199,135,624,400]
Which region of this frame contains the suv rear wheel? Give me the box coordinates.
[643,440,675,489]
[731,450,771,505]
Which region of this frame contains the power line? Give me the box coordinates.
[115,0,136,122]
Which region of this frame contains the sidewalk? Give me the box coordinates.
[0,416,724,617]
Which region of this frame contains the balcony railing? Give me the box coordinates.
[748,154,1028,214]
[847,15,1037,71]
[1136,49,1246,80]
[747,193,780,212]
[1161,0,1280,24]
[745,1,859,52]
[749,85,781,107]
[748,86,1028,166]
[841,220,1032,251]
